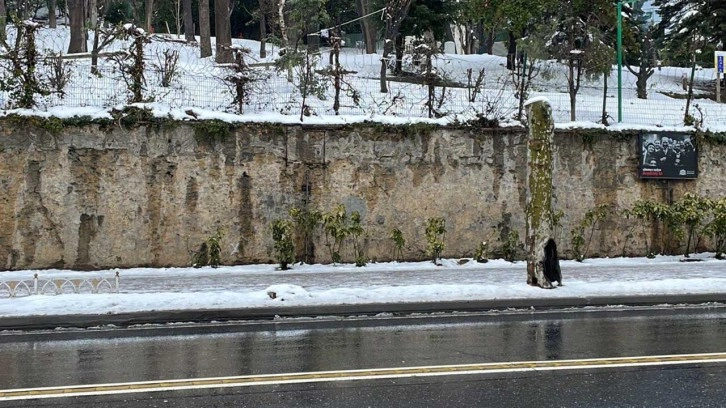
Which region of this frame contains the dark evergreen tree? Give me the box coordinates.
[652,0,717,66]
[624,1,657,99]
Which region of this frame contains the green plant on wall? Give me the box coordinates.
[207,229,224,267]
[193,120,232,146]
[349,211,367,267]
[501,230,521,262]
[192,229,224,268]
[425,217,446,264]
[569,204,610,262]
[704,197,726,259]
[474,241,489,263]
[272,219,295,270]
[390,228,405,261]
[289,207,321,264]
[671,193,712,257]
[322,204,349,264]
[627,199,671,258]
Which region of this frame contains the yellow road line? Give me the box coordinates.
[1,352,725,401]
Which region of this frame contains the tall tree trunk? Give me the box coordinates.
[525,98,556,289]
[89,0,98,30]
[259,3,267,58]
[214,0,233,63]
[48,0,57,28]
[567,59,577,121]
[380,0,413,93]
[144,0,154,32]
[0,0,6,42]
[380,41,391,93]
[67,0,87,53]
[183,0,195,41]
[198,0,212,57]
[394,35,403,74]
[485,28,494,55]
[355,0,377,53]
[506,31,516,70]
[91,26,100,73]
[277,0,293,81]
[601,73,608,124]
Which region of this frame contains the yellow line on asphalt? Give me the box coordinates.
[1,352,725,401]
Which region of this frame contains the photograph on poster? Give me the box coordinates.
[639,132,697,179]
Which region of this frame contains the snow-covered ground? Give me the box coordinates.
[0,254,723,317]
[2,25,726,130]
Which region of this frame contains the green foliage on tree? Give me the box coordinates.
[389,228,405,261]
[322,204,350,264]
[272,219,295,270]
[671,193,713,257]
[704,197,726,259]
[289,206,322,264]
[349,211,367,267]
[425,217,446,264]
[652,0,724,67]
[520,0,616,121]
[500,230,521,262]
[569,204,610,261]
[192,229,225,268]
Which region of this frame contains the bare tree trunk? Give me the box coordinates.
[91,26,100,73]
[355,0,377,53]
[214,0,233,63]
[380,38,392,93]
[89,0,98,30]
[183,0,195,41]
[144,0,154,32]
[198,0,212,57]
[277,0,293,81]
[259,4,267,58]
[684,54,697,124]
[48,0,57,28]
[525,98,556,289]
[601,73,608,124]
[506,31,516,70]
[485,28,494,55]
[277,0,289,49]
[68,0,87,53]
[567,58,582,121]
[0,0,6,42]
[380,0,413,93]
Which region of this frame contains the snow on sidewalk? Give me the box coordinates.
[0,255,724,317]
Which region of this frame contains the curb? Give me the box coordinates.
[2,294,726,331]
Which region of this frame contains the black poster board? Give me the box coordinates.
[638,132,698,179]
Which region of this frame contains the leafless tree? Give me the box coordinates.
[379,0,412,93]
[48,0,57,28]
[183,0,195,42]
[258,0,272,58]
[198,0,212,57]
[355,0,377,53]
[214,0,233,63]
[144,0,154,32]
[0,0,6,42]
[67,0,87,53]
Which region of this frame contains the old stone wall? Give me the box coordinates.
[1,120,724,270]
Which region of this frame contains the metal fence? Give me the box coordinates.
[2,26,726,128]
[0,272,120,298]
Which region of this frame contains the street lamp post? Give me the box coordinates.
[617,1,634,123]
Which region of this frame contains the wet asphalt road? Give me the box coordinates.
[1,306,725,406]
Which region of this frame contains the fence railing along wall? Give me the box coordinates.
[0,272,120,298]
[2,25,726,128]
